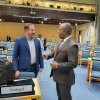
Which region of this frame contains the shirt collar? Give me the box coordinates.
[63,35,71,43]
[26,36,34,41]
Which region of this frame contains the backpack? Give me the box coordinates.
[0,60,15,85]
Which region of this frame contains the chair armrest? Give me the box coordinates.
[89,50,94,57]
[78,51,82,64]
[89,59,93,77]
[87,58,92,80]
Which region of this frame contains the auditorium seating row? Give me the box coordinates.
[78,45,100,87]
[0,42,14,62]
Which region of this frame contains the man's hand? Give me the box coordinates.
[42,54,49,59]
[15,71,20,78]
[50,61,58,69]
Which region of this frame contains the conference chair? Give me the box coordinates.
[78,50,91,67]
[7,50,13,56]
[88,57,100,87]
[0,54,7,61]
[92,51,100,57]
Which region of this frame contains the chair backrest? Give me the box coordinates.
[0,48,3,51]
[85,47,91,50]
[94,52,100,57]
[92,57,100,71]
[7,50,13,56]
[0,54,7,61]
[0,50,2,54]
[82,50,90,58]
[7,49,14,51]
[94,48,100,51]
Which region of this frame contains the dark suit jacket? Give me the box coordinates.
[48,37,78,86]
[13,36,44,76]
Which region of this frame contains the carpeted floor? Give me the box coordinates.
[38,50,100,100]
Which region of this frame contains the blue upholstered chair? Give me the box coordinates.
[0,48,3,51]
[94,48,100,51]
[91,50,100,57]
[88,57,100,87]
[7,50,13,56]
[78,50,91,67]
[0,50,2,54]
[0,54,7,61]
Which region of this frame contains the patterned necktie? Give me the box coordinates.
[58,39,63,49]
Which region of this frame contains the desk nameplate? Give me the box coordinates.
[1,85,33,94]
[0,79,35,98]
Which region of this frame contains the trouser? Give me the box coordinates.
[56,83,72,100]
[43,44,47,50]
[31,63,37,77]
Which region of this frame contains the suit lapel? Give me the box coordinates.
[54,42,60,58]
[23,36,30,54]
[55,37,71,56]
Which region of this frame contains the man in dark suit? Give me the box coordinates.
[43,23,78,100]
[13,23,44,78]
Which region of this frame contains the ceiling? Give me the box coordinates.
[0,5,96,25]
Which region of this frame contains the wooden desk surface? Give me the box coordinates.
[1,78,41,100]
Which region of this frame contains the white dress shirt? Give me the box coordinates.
[27,38,36,64]
[60,35,72,48]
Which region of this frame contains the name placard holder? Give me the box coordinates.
[0,79,35,98]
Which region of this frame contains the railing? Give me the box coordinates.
[0,0,96,14]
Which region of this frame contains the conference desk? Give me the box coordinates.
[1,78,41,100]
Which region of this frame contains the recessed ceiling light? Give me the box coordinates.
[0,19,2,22]
[75,23,77,26]
[59,22,61,25]
[41,21,44,24]
[21,19,24,23]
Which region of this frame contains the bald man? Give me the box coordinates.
[43,23,79,100]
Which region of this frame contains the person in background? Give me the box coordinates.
[50,35,56,52]
[37,34,43,50]
[13,23,44,79]
[7,35,11,41]
[43,22,78,100]
[43,37,47,50]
